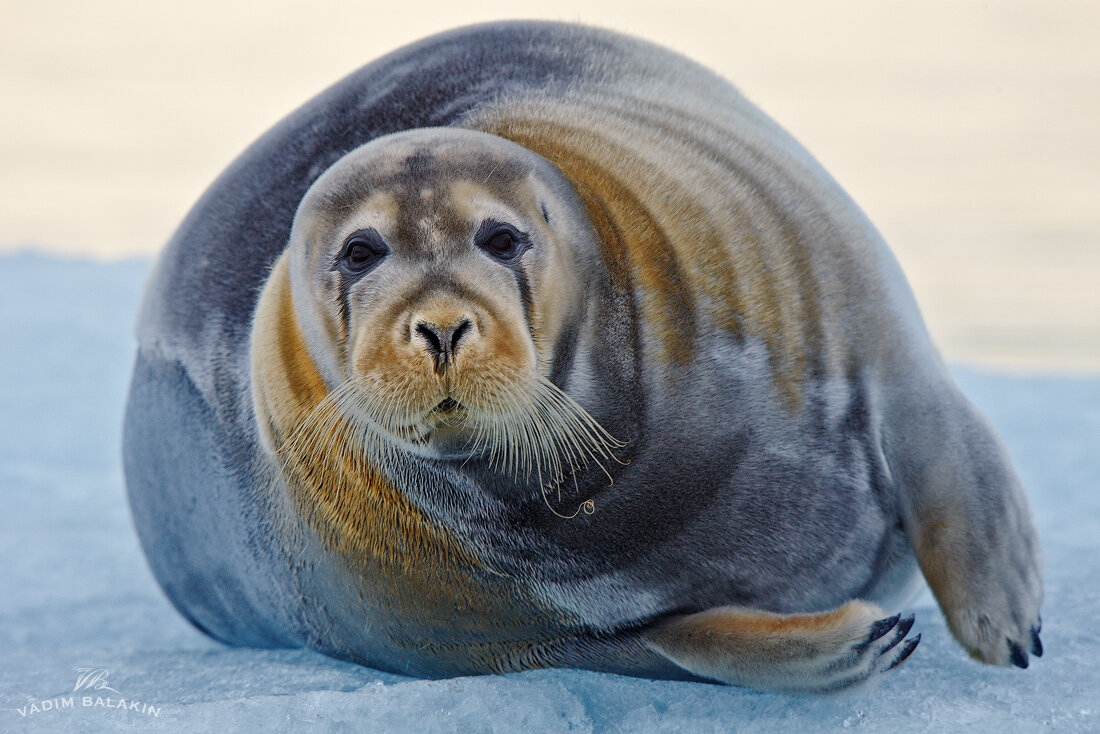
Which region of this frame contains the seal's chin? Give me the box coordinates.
[420,399,480,458]
[381,399,481,460]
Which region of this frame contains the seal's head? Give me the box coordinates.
[259,128,617,483]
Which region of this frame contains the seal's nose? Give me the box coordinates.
[414,317,472,374]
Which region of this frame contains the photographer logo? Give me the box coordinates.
[13,668,161,719]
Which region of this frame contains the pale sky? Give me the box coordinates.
[2,0,1097,372]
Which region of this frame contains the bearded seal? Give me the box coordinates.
[123,21,1043,693]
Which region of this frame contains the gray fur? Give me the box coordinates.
[124,21,1042,688]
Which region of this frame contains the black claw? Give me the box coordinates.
[878,614,916,655]
[1008,639,1029,669]
[1030,627,1043,657]
[886,634,921,671]
[865,614,901,645]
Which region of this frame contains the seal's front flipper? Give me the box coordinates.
[642,601,919,694]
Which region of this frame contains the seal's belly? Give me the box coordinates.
[460,352,922,626]
[290,431,915,677]
[316,383,913,651]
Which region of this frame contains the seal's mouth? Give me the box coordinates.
[428,397,467,427]
[367,397,469,455]
[432,397,461,414]
[375,399,470,451]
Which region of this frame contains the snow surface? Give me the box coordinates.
[0,252,1097,733]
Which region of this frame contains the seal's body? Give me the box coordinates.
[124,22,1043,693]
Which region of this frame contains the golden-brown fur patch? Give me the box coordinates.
[471,100,837,403]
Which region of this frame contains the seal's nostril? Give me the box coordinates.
[450,319,471,353]
[415,322,443,356]
[415,319,472,360]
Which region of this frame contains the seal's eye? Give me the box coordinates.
[475,220,528,263]
[336,230,388,274]
[487,231,517,258]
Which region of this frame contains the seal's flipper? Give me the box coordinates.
[642,601,919,694]
[886,389,1044,668]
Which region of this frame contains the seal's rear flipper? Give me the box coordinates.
[642,600,919,694]
[885,388,1044,668]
